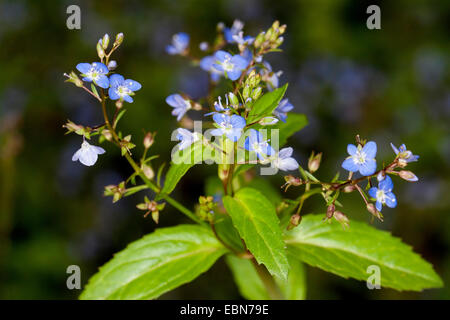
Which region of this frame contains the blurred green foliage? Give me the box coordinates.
[0,0,449,299]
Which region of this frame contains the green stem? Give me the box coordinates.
[250,259,283,300]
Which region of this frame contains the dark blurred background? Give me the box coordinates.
[0,0,449,299]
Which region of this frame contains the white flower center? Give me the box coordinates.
[117,85,131,96]
[376,189,386,204]
[353,150,367,165]
[86,68,100,81]
[222,56,235,72]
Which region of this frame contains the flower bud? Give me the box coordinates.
[367,203,383,221]
[114,33,124,46]
[287,214,302,230]
[228,92,239,107]
[274,36,284,47]
[143,132,154,149]
[142,164,154,180]
[377,171,385,181]
[251,87,262,100]
[333,211,349,228]
[259,117,279,126]
[281,175,303,191]
[326,203,335,219]
[254,32,265,48]
[64,72,84,87]
[102,129,112,141]
[96,42,105,59]
[398,170,418,182]
[308,152,322,173]
[343,185,356,193]
[243,85,251,100]
[107,60,117,71]
[397,158,408,168]
[199,42,209,51]
[102,34,110,49]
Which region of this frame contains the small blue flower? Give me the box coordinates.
[273,99,293,122]
[72,140,105,166]
[261,62,283,91]
[211,114,246,142]
[390,143,419,163]
[213,50,249,81]
[205,95,231,116]
[166,32,189,55]
[342,141,377,176]
[200,55,222,82]
[244,129,275,160]
[223,20,244,43]
[108,74,141,103]
[166,94,191,121]
[368,175,397,212]
[176,128,200,150]
[272,147,299,171]
[76,62,109,89]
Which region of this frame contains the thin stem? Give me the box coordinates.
[250,259,283,300]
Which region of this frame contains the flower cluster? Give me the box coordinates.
[165,20,299,173]
[65,33,141,167]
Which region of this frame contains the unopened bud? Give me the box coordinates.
[274,36,284,47]
[397,158,408,168]
[251,87,262,100]
[278,24,287,34]
[326,204,335,219]
[142,164,154,180]
[259,117,279,126]
[96,42,105,59]
[102,34,110,49]
[254,32,265,48]
[333,211,349,228]
[287,214,302,230]
[114,33,124,46]
[281,175,303,192]
[343,185,356,193]
[64,72,84,87]
[107,60,117,71]
[367,203,383,221]
[228,92,239,107]
[398,170,418,182]
[308,152,322,173]
[102,129,112,141]
[377,171,385,181]
[143,132,154,149]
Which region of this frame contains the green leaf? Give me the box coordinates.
[226,254,306,300]
[226,255,271,300]
[247,84,288,123]
[285,214,443,291]
[161,141,219,195]
[223,188,289,280]
[246,178,282,207]
[80,225,227,300]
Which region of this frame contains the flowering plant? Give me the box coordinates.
[63,22,441,300]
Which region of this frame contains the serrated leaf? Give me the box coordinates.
[80,225,227,300]
[284,214,443,291]
[223,187,289,280]
[247,84,288,123]
[226,254,306,300]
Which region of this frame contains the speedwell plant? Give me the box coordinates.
[63,22,442,300]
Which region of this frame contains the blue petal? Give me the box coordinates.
[390,143,399,155]
[226,128,242,142]
[375,201,383,212]
[82,76,93,82]
[76,63,91,74]
[166,94,182,107]
[230,115,246,129]
[359,158,377,176]
[92,62,108,74]
[176,32,190,46]
[213,113,227,126]
[227,70,241,81]
[244,137,251,151]
[95,75,110,89]
[211,128,224,136]
[215,50,232,63]
[342,157,358,172]
[166,45,177,55]
[109,74,124,87]
[368,187,378,199]
[125,79,141,91]
[385,192,397,208]
[232,55,249,70]
[108,88,119,100]
[200,56,214,71]
[379,175,394,192]
[123,95,133,103]
[347,144,357,156]
[363,141,377,159]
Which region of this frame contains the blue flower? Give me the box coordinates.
[390,143,419,163]
[341,141,377,176]
[244,129,275,160]
[261,62,283,91]
[223,20,244,43]
[273,99,293,122]
[200,55,222,82]
[76,62,109,89]
[166,32,189,55]
[368,175,397,212]
[211,114,246,142]
[213,50,249,81]
[72,140,105,166]
[272,147,299,171]
[108,74,141,103]
[166,94,191,121]
[205,95,231,116]
[176,128,200,150]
